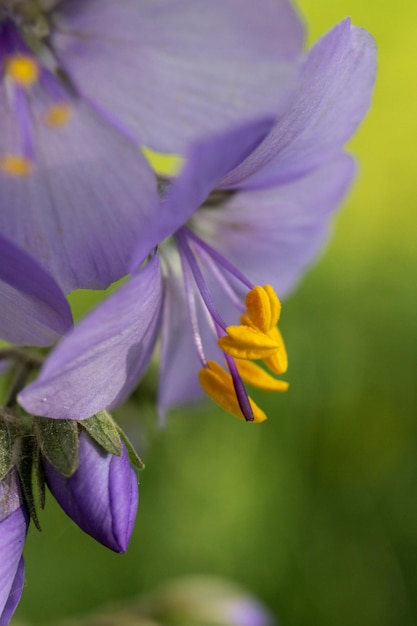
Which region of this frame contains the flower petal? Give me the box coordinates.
[131,118,275,268]
[45,431,138,553]
[19,253,163,419]
[198,154,355,297]
[0,471,28,624]
[0,234,72,346]
[0,557,25,626]
[158,264,206,421]
[221,19,376,189]
[51,0,304,152]
[0,99,158,293]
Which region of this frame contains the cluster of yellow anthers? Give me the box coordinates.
[199,284,288,423]
[1,53,73,177]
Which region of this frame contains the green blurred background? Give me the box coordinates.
[15,1,417,624]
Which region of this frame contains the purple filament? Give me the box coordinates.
[224,349,255,423]
[176,245,208,367]
[175,229,227,331]
[182,226,254,290]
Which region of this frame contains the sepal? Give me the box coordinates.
[0,416,15,483]
[34,417,79,477]
[117,427,145,471]
[16,435,41,530]
[81,410,122,457]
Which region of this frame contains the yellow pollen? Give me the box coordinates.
[43,103,73,128]
[218,324,281,360]
[217,284,287,368]
[5,54,39,87]
[235,359,289,392]
[245,284,281,333]
[198,361,267,423]
[0,155,33,177]
[263,326,288,375]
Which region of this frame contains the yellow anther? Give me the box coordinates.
[245,284,281,333]
[43,103,73,127]
[235,359,289,392]
[0,155,33,177]
[5,54,39,87]
[198,361,267,423]
[263,327,288,375]
[218,324,281,360]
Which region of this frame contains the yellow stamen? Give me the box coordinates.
[0,155,33,177]
[245,284,281,333]
[198,361,267,423]
[5,54,39,87]
[43,103,73,127]
[235,359,289,392]
[263,327,288,375]
[218,284,288,372]
[218,324,281,360]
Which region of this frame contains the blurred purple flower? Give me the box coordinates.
[19,19,376,423]
[138,576,276,626]
[0,469,29,626]
[0,232,72,346]
[0,0,303,293]
[45,430,138,553]
[228,598,275,626]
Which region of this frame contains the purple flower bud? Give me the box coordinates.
[140,576,276,626]
[45,430,138,553]
[0,469,29,626]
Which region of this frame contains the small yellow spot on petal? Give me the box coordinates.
[218,324,281,360]
[141,146,184,177]
[1,155,33,177]
[43,103,73,127]
[235,359,289,392]
[198,360,267,423]
[5,54,39,87]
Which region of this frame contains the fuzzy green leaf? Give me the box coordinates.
[17,434,41,530]
[34,417,79,477]
[32,446,46,510]
[0,419,13,482]
[81,410,122,456]
[117,427,145,471]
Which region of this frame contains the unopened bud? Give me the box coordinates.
[45,430,138,553]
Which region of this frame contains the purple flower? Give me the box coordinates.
[19,20,376,423]
[0,0,303,293]
[0,469,29,626]
[0,232,72,346]
[45,430,138,553]
[139,576,276,626]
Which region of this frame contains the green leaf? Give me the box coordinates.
[117,427,145,471]
[16,434,41,530]
[0,418,13,482]
[81,410,122,456]
[34,417,79,477]
[32,446,46,510]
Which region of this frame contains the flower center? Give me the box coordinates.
[173,227,288,423]
[1,1,50,47]
[0,16,74,177]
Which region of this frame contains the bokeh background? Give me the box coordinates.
[14,1,417,624]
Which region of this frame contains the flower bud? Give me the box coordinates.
[45,430,138,553]
[0,469,29,626]
[139,576,276,626]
